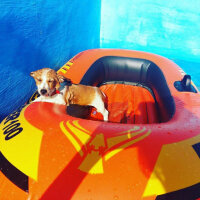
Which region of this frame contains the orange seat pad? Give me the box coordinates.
[89,84,159,124]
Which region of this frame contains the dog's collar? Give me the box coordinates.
[50,89,60,96]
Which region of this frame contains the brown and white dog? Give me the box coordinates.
[30,68,109,121]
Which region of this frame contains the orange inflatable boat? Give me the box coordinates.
[0,49,200,200]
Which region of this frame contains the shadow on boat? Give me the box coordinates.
[37,97,200,199]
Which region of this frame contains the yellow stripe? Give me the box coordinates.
[66,121,91,144]
[58,68,68,74]
[60,121,84,157]
[143,134,200,197]
[105,130,151,161]
[57,61,73,74]
[0,105,43,180]
[106,127,140,148]
[72,120,90,133]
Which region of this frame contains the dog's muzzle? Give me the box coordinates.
[40,89,48,95]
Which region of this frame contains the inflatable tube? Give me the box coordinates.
[1,49,200,199]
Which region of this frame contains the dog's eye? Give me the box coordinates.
[37,78,42,82]
[48,80,53,83]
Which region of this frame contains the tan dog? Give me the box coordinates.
[30,68,109,121]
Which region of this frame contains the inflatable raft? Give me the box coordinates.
[0,49,200,199]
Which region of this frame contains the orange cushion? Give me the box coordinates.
[89,84,159,124]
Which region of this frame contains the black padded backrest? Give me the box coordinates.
[80,56,150,86]
[80,56,175,122]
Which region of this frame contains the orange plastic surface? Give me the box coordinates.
[1,49,200,200]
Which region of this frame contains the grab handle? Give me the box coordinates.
[174,75,197,93]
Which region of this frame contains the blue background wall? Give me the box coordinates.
[0,0,101,121]
[101,0,200,86]
[1,0,200,122]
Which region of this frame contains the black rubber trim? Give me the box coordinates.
[156,182,200,200]
[193,143,200,159]
[0,152,28,192]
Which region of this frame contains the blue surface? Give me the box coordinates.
[100,0,200,87]
[0,0,101,122]
[101,0,200,62]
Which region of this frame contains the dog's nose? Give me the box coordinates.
[40,89,47,95]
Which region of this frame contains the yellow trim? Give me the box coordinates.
[107,127,142,148]
[57,61,73,74]
[78,151,104,174]
[143,134,200,197]
[72,120,90,133]
[105,130,151,161]
[0,106,43,180]
[60,121,84,157]
[60,120,151,174]
[66,120,91,144]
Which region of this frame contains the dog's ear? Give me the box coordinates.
[30,71,35,77]
[57,74,71,83]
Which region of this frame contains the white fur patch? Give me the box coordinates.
[89,89,108,121]
[37,69,51,95]
[33,93,66,105]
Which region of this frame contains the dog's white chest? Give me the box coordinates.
[33,93,66,105]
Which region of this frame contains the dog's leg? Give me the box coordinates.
[101,108,109,121]
[94,103,108,121]
[90,94,109,121]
